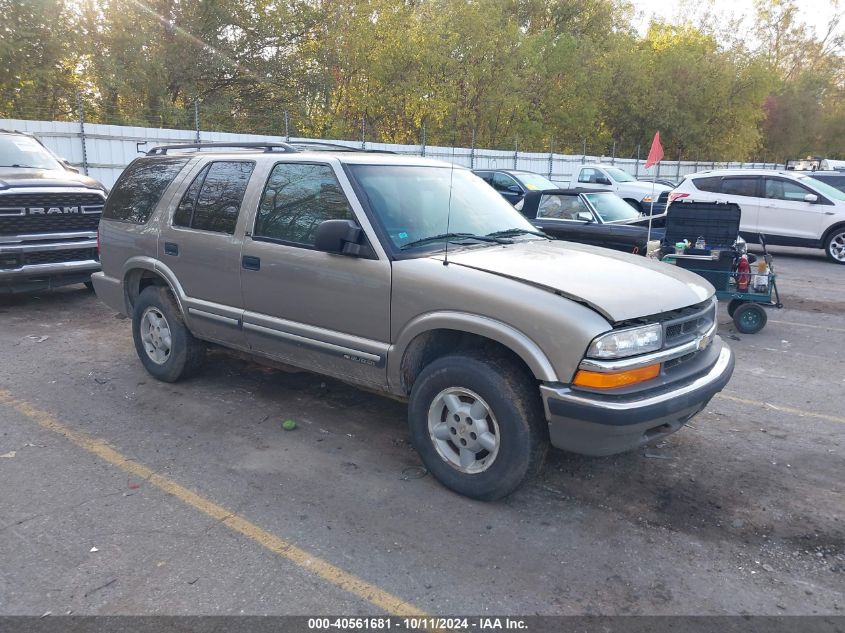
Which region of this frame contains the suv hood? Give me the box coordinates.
[0,168,106,191]
[439,240,712,322]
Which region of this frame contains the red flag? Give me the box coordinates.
[644,131,664,169]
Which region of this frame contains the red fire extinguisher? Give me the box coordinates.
[736,254,751,292]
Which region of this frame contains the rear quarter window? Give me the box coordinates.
[692,176,721,193]
[103,157,189,224]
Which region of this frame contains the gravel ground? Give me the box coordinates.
[0,244,842,616]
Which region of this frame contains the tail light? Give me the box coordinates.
[668,192,689,204]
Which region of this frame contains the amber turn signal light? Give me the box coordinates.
[573,363,661,389]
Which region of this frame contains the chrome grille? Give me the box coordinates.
[662,299,716,347]
[0,192,104,234]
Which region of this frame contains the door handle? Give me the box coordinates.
[242,255,261,271]
[164,242,179,256]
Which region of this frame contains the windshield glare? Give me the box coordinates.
[799,176,845,202]
[350,165,539,250]
[517,172,557,190]
[0,135,62,170]
[604,167,636,183]
[584,193,642,222]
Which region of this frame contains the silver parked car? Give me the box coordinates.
[92,142,734,500]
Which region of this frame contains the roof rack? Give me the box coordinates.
[147,141,298,156]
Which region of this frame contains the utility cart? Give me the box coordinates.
[661,202,782,334]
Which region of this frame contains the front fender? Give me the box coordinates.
[387,311,559,393]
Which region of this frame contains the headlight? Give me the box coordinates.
[587,323,663,359]
[641,195,654,203]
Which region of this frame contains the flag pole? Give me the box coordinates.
[647,169,657,244]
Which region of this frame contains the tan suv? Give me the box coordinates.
[92,142,734,500]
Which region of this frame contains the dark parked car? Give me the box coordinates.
[518,189,665,256]
[472,169,557,206]
[809,171,845,194]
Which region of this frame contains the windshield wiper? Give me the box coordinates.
[400,232,509,250]
[486,228,548,239]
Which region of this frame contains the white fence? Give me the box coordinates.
[2,118,784,188]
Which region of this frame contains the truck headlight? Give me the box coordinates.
[587,323,663,359]
[641,195,654,203]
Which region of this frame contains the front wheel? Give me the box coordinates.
[408,353,548,501]
[824,228,845,264]
[733,302,767,334]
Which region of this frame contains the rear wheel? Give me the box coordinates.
[408,353,548,500]
[733,302,767,334]
[824,228,845,264]
[132,285,205,382]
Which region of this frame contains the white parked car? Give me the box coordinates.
[561,164,672,214]
[671,169,845,264]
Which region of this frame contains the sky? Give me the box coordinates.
[630,0,844,40]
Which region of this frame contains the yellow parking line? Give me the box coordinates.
[0,389,426,616]
[715,393,845,425]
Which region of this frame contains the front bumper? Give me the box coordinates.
[1,233,100,293]
[540,339,734,456]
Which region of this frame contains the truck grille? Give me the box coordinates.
[662,299,716,347]
[0,192,104,234]
[658,191,669,204]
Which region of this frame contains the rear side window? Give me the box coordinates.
[103,157,188,223]
[254,163,353,247]
[692,176,721,193]
[173,161,254,234]
[721,177,758,197]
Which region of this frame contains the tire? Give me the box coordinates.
[824,227,845,264]
[733,302,767,334]
[83,280,95,291]
[408,352,548,501]
[727,299,744,318]
[132,285,205,382]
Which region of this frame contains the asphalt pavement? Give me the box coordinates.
[0,245,842,616]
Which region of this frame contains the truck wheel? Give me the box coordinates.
[733,302,767,334]
[132,285,205,382]
[408,353,548,500]
[727,299,744,318]
[824,228,845,264]
[83,280,95,291]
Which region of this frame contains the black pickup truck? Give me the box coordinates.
[0,131,107,293]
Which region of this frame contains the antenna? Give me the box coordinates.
[443,128,457,266]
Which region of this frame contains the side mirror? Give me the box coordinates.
[596,177,611,186]
[314,219,365,256]
[576,211,594,223]
[507,184,523,194]
[804,193,818,203]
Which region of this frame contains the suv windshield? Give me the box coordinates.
[584,192,642,222]
[0,134,63,170]
[349,165,540,251]
[517,173,557,190]
[799,176,845,202]
[603,167,636,183]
